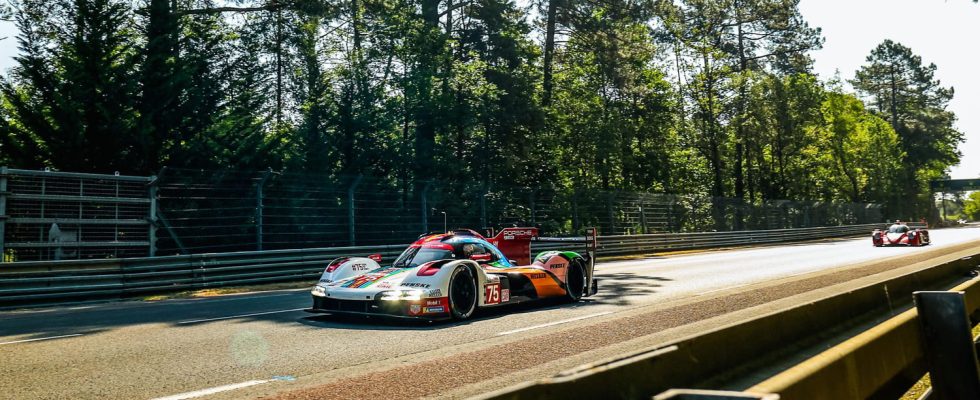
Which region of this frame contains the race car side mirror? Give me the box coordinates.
[368,254,382,262]
[469,254,492,262]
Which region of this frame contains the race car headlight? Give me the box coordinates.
[380,290,424,301]
[312,285,327,296]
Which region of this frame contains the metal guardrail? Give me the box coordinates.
[0,223,906,306]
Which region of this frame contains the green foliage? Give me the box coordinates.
[0,0,964,221]
[852,39,963,217]
[964,191,980,221]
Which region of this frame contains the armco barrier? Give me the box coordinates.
[479,247,978,400]
[0,223,902,306]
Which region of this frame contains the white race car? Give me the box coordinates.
[307,227,597,320]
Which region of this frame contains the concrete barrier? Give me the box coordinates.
[478,248,979,400]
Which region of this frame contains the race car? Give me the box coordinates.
[307,227,598,321]
[872,221,930,247]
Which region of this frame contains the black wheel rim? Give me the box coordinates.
[450,269,475,315]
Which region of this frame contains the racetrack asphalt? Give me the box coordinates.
[2,227,980,400]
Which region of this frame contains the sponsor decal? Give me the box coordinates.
[318,278,333,284]
[484,283,501,305]
[550,263,566,270]
[501,289,510,303]
[340,267,407,289]
[427,289,442,297]
[376,282,392,289]
[402,282,431,289]
[409,304,422,315]
[426,299,442,306]
[351,263,370,272]
[528,273,547,279]
[423,306,446,314]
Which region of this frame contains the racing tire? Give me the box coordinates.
[448,266,477,320]
[564,259,587,302]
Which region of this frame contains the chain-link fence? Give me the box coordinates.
[0,167,153,262]
[150,168,884,256]
[0,167,885,261]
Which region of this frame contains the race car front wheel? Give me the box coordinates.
[448,266,477,320]
[565,260,586,302]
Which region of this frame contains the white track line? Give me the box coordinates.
[177,308,306,325]
[0,333,83,345]
[149,379,271,400]
[497,311,614,336]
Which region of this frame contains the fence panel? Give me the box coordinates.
[0,168,152,262]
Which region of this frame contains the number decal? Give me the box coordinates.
[484,283,501,305]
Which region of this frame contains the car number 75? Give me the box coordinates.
[484,283,501,305]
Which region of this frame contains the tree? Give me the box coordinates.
[552,0,675,191]
[817,87,903,207]
[2,0,142,173]
[852,40,964,217]
[963,191,980,221]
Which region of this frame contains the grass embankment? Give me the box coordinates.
[900,322,980,399]
[141,282,311,301]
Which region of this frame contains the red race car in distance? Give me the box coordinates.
[872,221,930,247]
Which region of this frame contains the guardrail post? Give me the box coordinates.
[347,175,363,246]
[0,166,7,261]
[607,192,616,234]
[148,175,157,257]
[256,171,271,251]
[914,291,980,400]
[421,181,433,232]
[480,186,487,229]
[529,188,536,225]
[571,190,580,231]
[639,204,648,234]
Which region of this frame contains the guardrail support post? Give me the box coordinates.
[607,192,616,235]
[571,190,579,231]
[256,171,271,251]
[639,205,648,234]
[0,166,7,261]
[421,181,432,232]
[529,188,536,225]
[914,291,980,400]
[148,175,157,257]
[348,175,363,246]
[479,186,487,230]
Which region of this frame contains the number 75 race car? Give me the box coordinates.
[307,227,598,321]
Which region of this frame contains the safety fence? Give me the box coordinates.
[1,167,887,261]
[0,167,154,262]
[480,248,980,400]
[0,223,900,306]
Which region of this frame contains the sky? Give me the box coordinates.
[798,0,980,179]
[0,0,977,179]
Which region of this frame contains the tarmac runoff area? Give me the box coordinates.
[1,227,979,400]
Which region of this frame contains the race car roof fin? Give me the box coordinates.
[487,227,539,266]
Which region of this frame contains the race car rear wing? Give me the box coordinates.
[488,227,599,296]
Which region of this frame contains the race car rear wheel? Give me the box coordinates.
[565,260,586,302]
[448,266,477,320]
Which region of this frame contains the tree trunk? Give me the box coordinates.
[414,0,441,179]
[542,0,558,106]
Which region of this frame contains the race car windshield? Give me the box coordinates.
[888,225,910,234]
[392,247,455,268]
